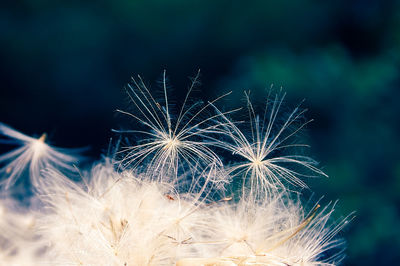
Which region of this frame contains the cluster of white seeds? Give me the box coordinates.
[0,72,350,265]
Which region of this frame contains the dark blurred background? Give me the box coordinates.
[1,0,399,264]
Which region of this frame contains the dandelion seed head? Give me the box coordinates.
[0,72,351,265]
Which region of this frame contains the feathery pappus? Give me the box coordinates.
[0,72,352,265]
[0,123,81,189]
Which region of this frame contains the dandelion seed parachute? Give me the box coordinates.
[208,92,328,197]
[0,123,80,189]
[115,70,234,184]
[0,72,351,265]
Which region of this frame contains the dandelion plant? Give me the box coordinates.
[0,71,351,265]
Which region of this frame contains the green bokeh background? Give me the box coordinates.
[1,1,399,264]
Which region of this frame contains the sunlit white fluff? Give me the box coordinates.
[179,197,349,266]
[0,123,79,189]
[31,160,348,266]
[0,199,43,265]
[34,160,222,265]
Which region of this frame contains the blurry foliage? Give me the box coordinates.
[1,0,400,265]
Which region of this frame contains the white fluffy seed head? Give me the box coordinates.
[0,75,351,265]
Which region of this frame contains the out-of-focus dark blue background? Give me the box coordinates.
[1,1,399,264]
